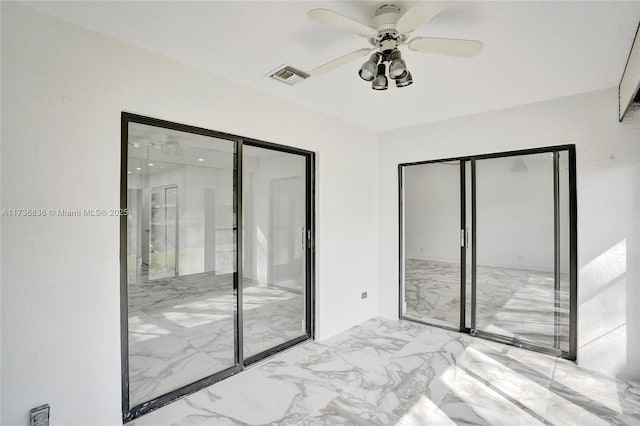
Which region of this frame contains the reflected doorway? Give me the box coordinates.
[148,185,178,280]
[270,176,305,293]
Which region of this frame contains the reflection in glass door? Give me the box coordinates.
[399,146,576,360]
[242,145,310,360]
[122,114,315,422]
[149,185,178,280]
[472,153,570,353]
[271,177,305,292]
[125,121,237,411]
[401,161,463,329]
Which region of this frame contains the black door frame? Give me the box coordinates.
[398,144,577,361]
[120,113,315,422]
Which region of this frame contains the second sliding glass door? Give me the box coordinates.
[400,146,576,360]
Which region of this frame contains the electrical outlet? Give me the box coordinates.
[30,404,50,426]
[361,292,367,299]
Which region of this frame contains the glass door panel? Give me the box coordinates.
[401,161,462,328]
[126,122,236,407]
[473,153,567,349]
[242,145,308,359]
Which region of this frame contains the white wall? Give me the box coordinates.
[0,3,3,420]
[379,87,640,380]
[0,4,378,425]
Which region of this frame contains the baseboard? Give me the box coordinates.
[406,252,459,264]
[406,252,558,274]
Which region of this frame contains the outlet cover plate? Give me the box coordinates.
[30,404,50,426]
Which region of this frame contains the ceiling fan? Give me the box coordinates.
[307,1,483,90]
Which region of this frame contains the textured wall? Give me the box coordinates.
[1,4,378,424]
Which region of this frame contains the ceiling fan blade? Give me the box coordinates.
[396,1,450,33]
[408,37,483,57]
[310,48,373,76]
[308,9,377,38]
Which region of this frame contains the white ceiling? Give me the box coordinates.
[26,1,640,132]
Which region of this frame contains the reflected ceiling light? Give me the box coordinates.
[510,158,528,173]
[358,53,379,81]
[389,50,407,79]
[136,167,142,171]
[395,70,413,88]
[148,163,154,166]
[149,134,183,157]
[127,171,132,174]
[197,158,204,162]
[372,63,388,90]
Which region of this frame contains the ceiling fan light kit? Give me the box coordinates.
[307,1,483,92]
[360,48,411,90]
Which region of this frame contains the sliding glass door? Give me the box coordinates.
[399,146,576,360]
[121,114,314,421]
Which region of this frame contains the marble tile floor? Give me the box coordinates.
[127,317,640,426]
[128,272,305,406]
[404,259,570,349]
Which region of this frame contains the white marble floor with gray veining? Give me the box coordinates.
[127,317,640,426]
[404,259,570,351]
[128,272,305,406]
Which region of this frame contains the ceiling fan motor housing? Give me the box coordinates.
[369,4,407,51]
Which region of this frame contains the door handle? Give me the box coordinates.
[460,229,465,247]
